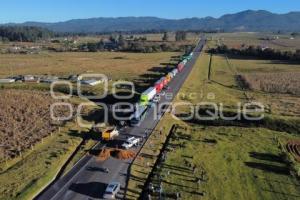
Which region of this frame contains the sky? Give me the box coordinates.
[0,0,299,23]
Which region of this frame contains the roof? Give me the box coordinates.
[142,87,155,95]
[106,182,120,192]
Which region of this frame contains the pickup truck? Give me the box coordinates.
[122,137,141,149]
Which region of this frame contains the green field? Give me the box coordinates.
[127,39,300,199]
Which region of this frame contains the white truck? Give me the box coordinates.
[140,87,157,104]
[122,137,141,149]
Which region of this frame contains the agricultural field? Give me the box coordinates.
[0,89,98,200]
[127,39,300,199]
[0,52,178,80]
[209,32,300,52]
[0,90,70,160]
[239,72,300,95]
[0,43,182,199]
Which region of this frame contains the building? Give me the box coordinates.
[81,79,103,86]
[0,79,16,83]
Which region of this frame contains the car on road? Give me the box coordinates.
[103,182,121,199]
[122,137,141,149]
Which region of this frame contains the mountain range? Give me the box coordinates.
[3,10,300,33]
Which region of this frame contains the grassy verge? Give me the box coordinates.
[0,121,90,200]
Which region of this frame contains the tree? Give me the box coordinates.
[109,35,118,43]
[86,42,98,52]
[162,32,169,41]
[175,31,187,41]
[0,26,53,42]
[118,34,127,49]
[97,39,105,51]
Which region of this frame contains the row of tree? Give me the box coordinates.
[0,26,53,42]
[209,45,300,62]
[162,31,187,41]
[78,33,192,53]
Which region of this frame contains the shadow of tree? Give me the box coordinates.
[249,152,285,163]
[244,161,290,175]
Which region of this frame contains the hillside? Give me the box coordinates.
[3,10,300,33]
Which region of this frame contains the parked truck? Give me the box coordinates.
[140,87,156,104]
[171,69,178,77]
[177,62,184,72]
[165,74,172,83]
[154,79,164,93]
[102,127,119,141]
[130,104,149,126]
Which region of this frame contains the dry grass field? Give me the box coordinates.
[0,47,180,199]
[0,52,178,80]
[209,32,300,52]
[0,90,71,160]
[239,72,300,95]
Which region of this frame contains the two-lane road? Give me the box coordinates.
[36,37,206,200]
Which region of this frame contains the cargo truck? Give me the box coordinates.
[102,127,119,141]
[140,87,156,104]
[177,63,184,72]
[154,79,164,93]
[130,104,148,126]
[168,72,174,79]
[165,74,171,82]
[171,69,178,77]
[160,77,168,87]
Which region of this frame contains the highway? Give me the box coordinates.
[36,37,206,200]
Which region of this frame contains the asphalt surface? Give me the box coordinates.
[36,37,206,200]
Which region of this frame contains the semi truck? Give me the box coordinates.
[130,104,149,126]
[171,69,178,77]
[165,74,171,83]
[140,87,156,104]
[177,62,184,72]
[154,79,164,93]
[161,77,168,87]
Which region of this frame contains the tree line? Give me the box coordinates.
[209,44,300,62]
[78,32,193,53]
[0,26,53,42]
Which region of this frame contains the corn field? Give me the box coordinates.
[238,72,300,96]
[0,90,71,161]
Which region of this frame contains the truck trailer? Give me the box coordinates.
[171,69,178,77]
[154,79,164,93]
[140,87,156,104]
[130,104,149,126]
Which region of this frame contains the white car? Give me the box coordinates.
[103,182,121,199]
[122,137,141,149]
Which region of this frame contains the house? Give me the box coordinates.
[22,75,40,83]
[40,76,59,83]
[0,78,16,83]
[81,79,103,86]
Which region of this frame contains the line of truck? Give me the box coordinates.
[129,52,194,126]
[100,52,194,140]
